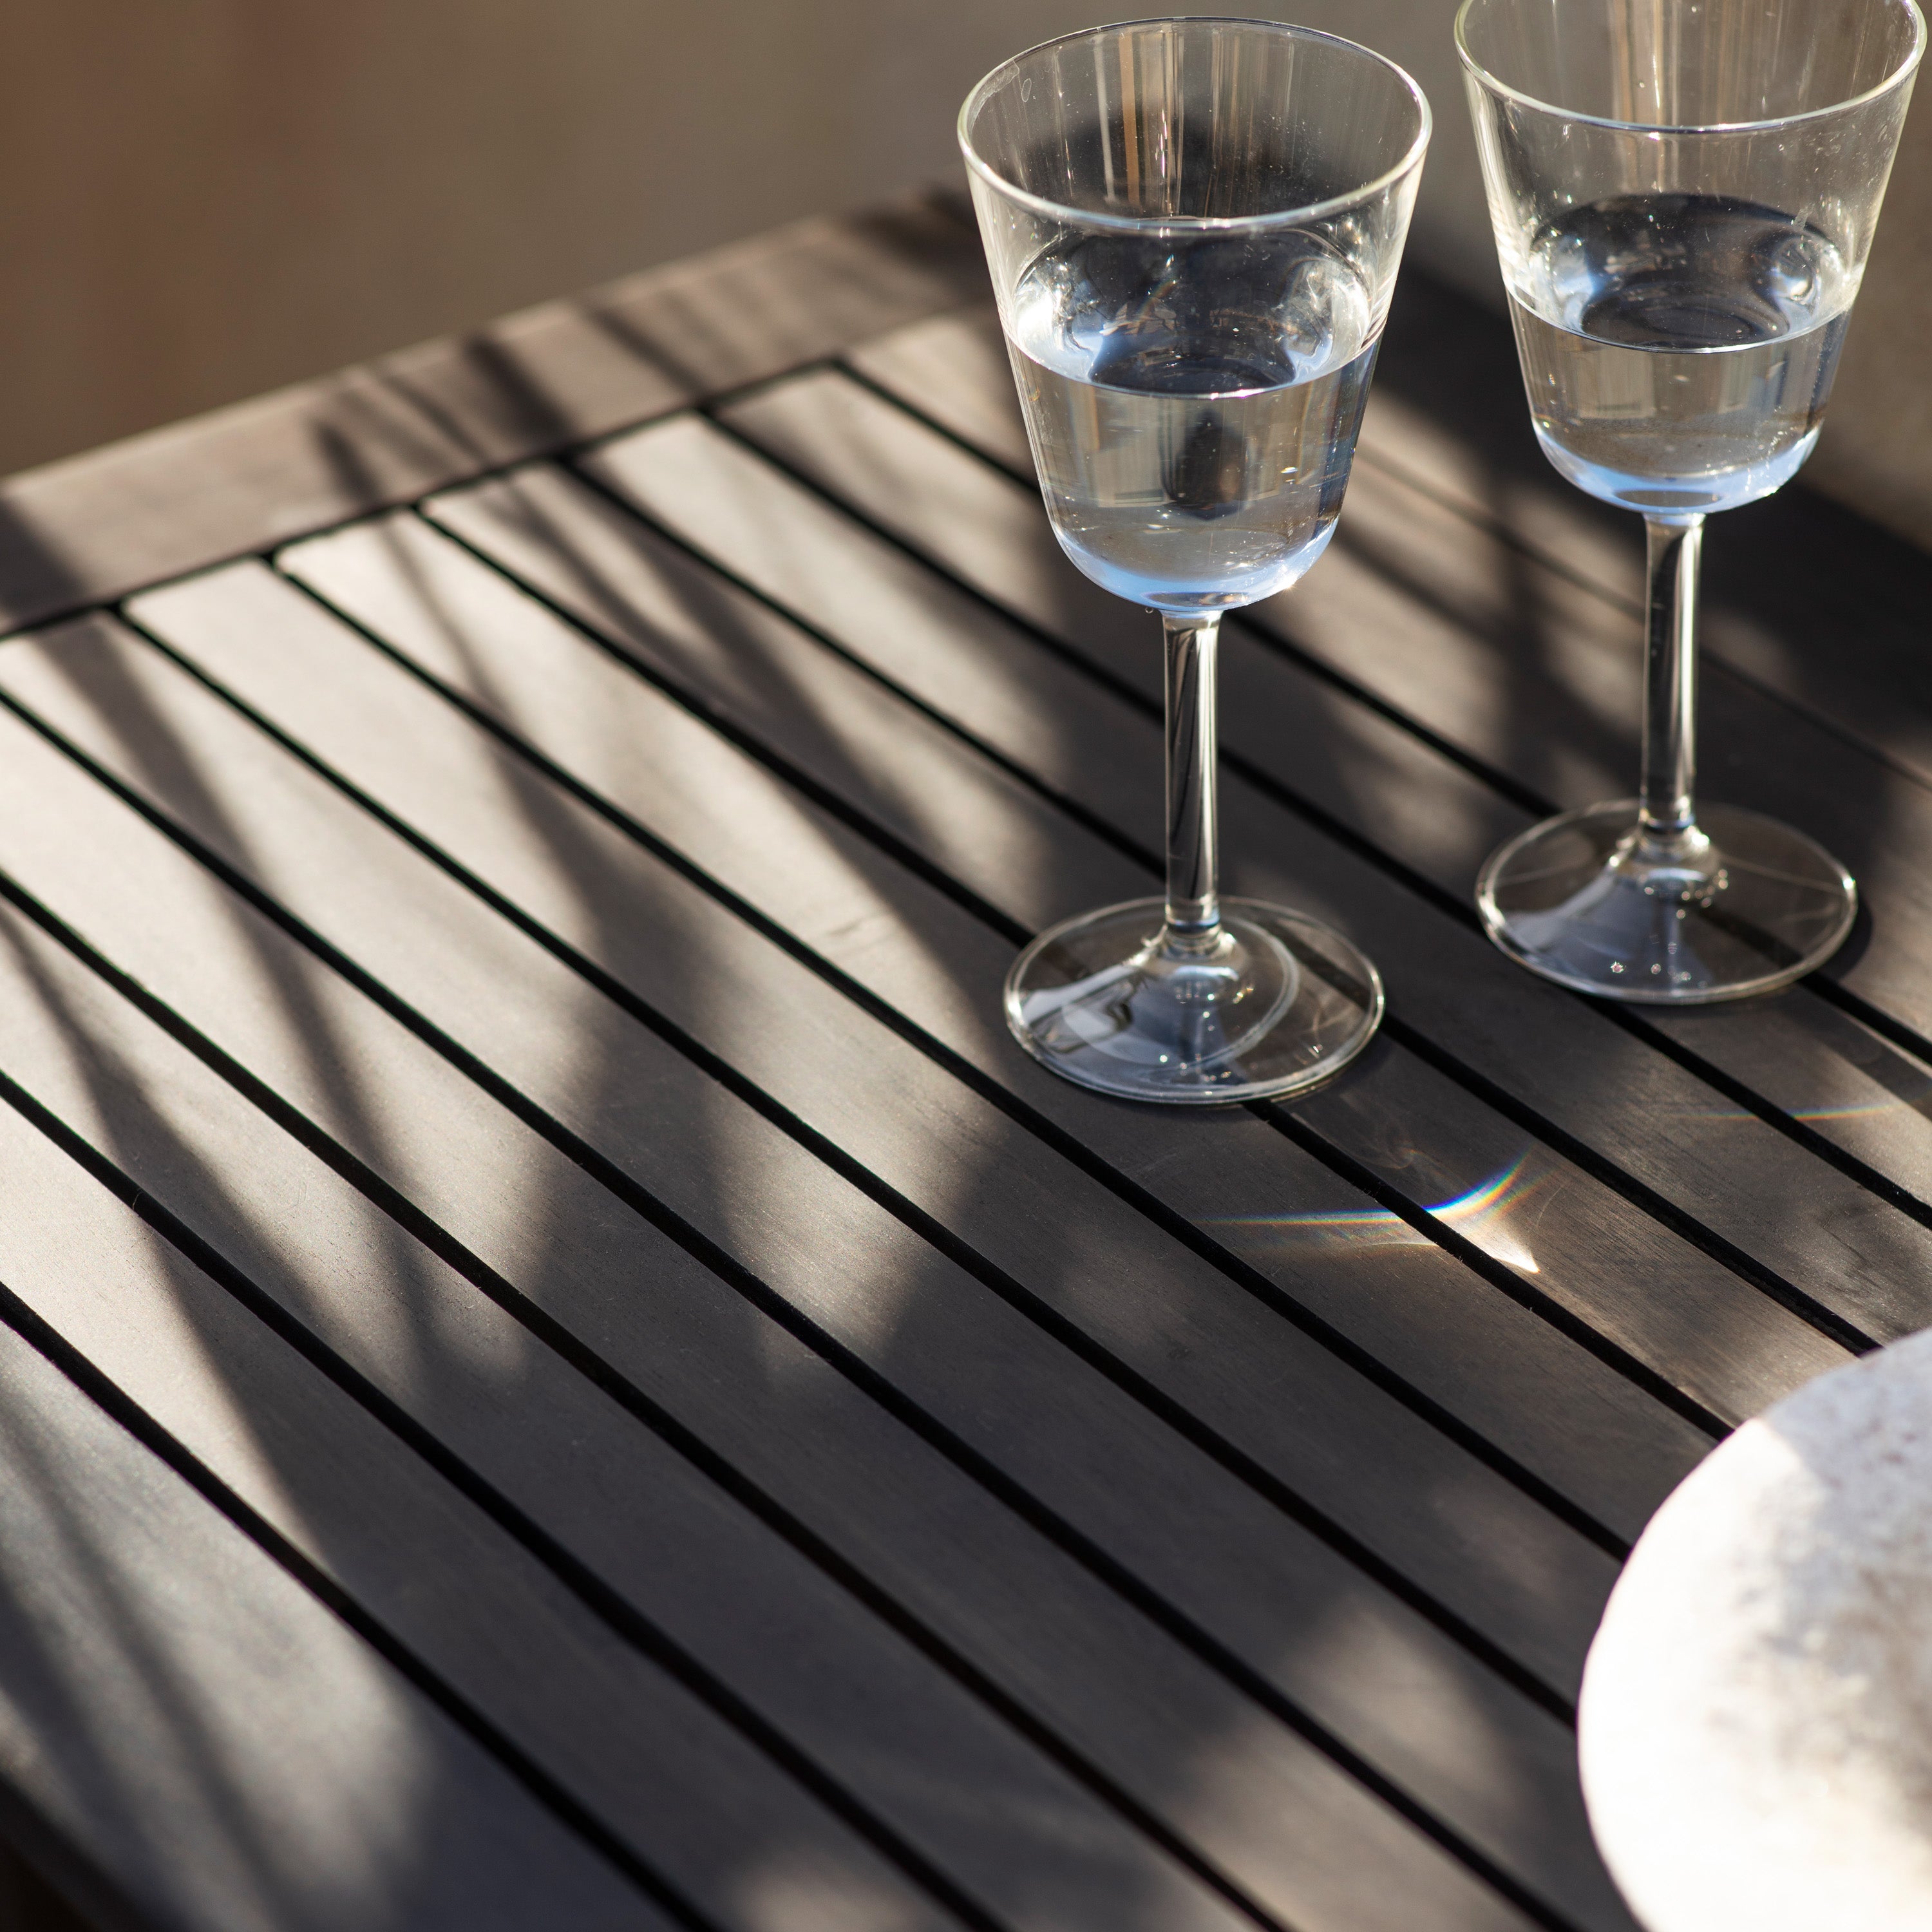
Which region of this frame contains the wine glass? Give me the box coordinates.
[1459,0,1924,1002]
[959,19,1429,1103]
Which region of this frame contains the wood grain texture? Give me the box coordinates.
[0,589,1575,1932]
[411,460,1719,1539]
[0,981,988,1932]
[0,820,1287,1932]
[252,507,1638,1924]
[0,194,983,635]
[399,471,1631,1649]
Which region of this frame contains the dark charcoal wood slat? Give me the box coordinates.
[0,632,1296,1932]
[850,311,1932,1249]
[398,471,1633,1643]
[0,195,984,636]
[0,1057,940,1932]
[248,532,1631,1929]
[0,854,1291,1932]
[586,397,1841,1433]
[0,1247,667,1932]
[697,362,1932,1358]
[134,560,1607,1932]
[845,315,1036,477]
[0,594,1555,1930]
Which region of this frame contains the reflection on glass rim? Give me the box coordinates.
[1454,0,1926,137]
[958,17,1432,238]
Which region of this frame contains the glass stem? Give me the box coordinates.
[1162,612,1222,942]
[1639,513,1705,849]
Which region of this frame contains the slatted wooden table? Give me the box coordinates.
[0,185,1926,1932]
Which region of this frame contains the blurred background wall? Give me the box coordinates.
[4,0,1927,545]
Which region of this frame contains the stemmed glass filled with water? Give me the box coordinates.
[960,19,1429,1101]
[1459,0,1923,1001]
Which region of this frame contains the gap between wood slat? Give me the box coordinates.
[128,495,1646,1901]
[177,546,1626,1921]
[0,849,1325,1932]
[0,234,1646,1932]
[182,518,1642,1918]
[0,679,1233,1932]
[677,406,1886,1362]
[303,469,1719,1448]
[536,435,1732,1437]
[519,420,1831,1497]
[196,538,1661,1931]
[97,615,1345,1932]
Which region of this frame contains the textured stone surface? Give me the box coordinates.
[1581,1327,1932,1931]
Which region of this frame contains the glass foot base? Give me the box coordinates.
[1475,800,1856,1003]
[1004,896,1383,1104]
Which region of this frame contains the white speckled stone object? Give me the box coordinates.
[1580,1327,1932,1931]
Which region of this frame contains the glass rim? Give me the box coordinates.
[1454,0,1926,135]
[957,15,1432,236]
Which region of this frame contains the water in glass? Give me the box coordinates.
[1007,233,1377,611]
[1506,193,1851,514]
